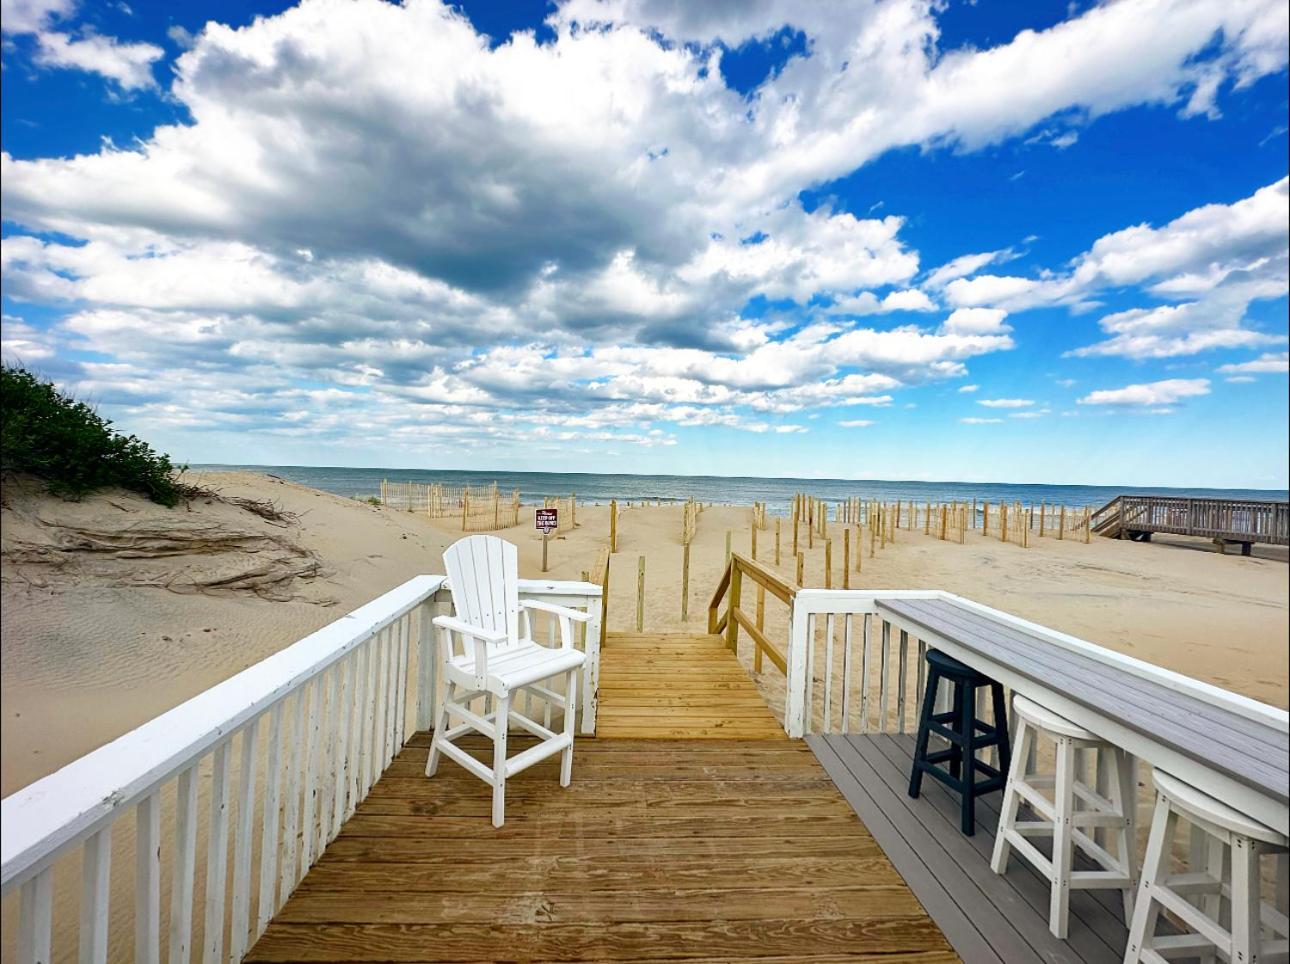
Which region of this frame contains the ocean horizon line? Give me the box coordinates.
[191,463,1289,511]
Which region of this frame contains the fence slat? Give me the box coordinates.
[841,614,854,735]
[168,766,198,964]
[823,614,835,731]
[277,690,306,909]
[19,867,52,964]
[897,629,910,735]
[859,614,872,733]
[256,703,285,939]
[133,792,161,964]
[299,677,322,875]
[879,620,891,733]
[229,717,261,962]
[80,827,111,964]
[202,742,232,964]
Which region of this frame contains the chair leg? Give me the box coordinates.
[1050,735,1076,938]
[991,718,1030,875]
[909,667,939,799]
[560,669,578,787]
[958,680,976,834]
[1124,794,1175,964]
[491,693,511,828]
[949,679,966,784]
[425,681,454,777]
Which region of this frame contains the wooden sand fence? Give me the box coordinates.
[542,494,579,532]
[378,480,520,531]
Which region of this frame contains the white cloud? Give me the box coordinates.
[0,0,1285,453]
[960,416,1003,424]
[1078,378,1211,406]
[838,419,875,428]
[1,0,162,89]
[958,384,979,393]
[1217,351,1290,376]
[941,307,1010,335]
[978,397,1034,409]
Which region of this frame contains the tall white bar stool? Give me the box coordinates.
[1124,769,1289,964]
[991,694,1136,938]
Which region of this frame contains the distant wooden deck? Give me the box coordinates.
[246,734,956,962]
[1091,494,1290,550]
[596,631,787,739]
[812,732,1136,964]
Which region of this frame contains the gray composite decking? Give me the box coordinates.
[810,731,1141,964]
[877,598,1290,805]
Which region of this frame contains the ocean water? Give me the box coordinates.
[193,464,1288,516]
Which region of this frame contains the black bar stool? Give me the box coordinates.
[908,648,1010,835]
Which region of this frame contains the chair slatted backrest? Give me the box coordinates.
[443,535,521,646]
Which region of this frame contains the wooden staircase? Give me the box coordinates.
[596,632,787,740]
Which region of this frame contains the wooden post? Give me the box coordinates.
[1040,502,1046,537]
[726,561,741,653]
[609,500,618,552]
[571,493,577,527]
[1000,502,1008,544]
[461,488,469,531]
[1084,507,1090,544]
[754,585,766,672]
[824,539,833,589]
[795,552,805,586]
[971,498,977,529]
[775,518,782,566]
[725,530,732,562]
[751,521,758,561]
[680,543,690,622]
[1059,506,1066,540]
[983,502,989,536]
[855,526,863,573]
[808,506,814,549]
[880,505,887,550]
[793,515,800,556]
[541,530,550,573]
[843,529,851,590]
[635,555,645,632]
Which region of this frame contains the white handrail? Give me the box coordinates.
[1,574,445,892]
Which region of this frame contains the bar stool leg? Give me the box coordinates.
[1231,835,1260,964]
[991,717,1031,874]
[1111,750,1138,922]
[1124,794,1176,964]
[959,680,977,835]
[1051,735,1076,938]
[948,678,965,784]
[909,667,939,799]
[990,683,1011,778]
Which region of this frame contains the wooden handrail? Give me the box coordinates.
[708,552,797,675]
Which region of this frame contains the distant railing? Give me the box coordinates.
[709,552,797,675]
[1,575,602,964]
[1090,495,1290,548]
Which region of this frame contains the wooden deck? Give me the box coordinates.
[246,733,956,962]
[595,631,787,739]
[1091,494,1290,549]
[811,732,1138,964]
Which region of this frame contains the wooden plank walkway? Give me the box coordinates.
[246,733,957,962]
[811,732,1137,964]
[595,631,787,740]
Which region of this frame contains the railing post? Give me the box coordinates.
[416,600,437,732]
[725,560,742,653]
[785,602,809,738]
[582,594,602,735]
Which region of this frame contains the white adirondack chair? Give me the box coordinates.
[425,535,589,827]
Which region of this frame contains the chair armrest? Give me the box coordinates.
[432,615,509,642]
[519,599,592,623]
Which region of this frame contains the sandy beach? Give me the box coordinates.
[3,470,1287,797]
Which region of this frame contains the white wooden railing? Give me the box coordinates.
[1,574,602,964]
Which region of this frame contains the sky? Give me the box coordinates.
[1,0,1287,489]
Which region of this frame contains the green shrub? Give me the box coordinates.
[1,364,184,506]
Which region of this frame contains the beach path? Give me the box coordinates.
[245,733,954,963]
[595,631,788,739]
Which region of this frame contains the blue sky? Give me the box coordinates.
[2,0,1287,488]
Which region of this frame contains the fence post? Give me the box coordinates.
[635,555,645,632]
[843,529,851,590]
[824,539,833,589]
[681,543,690,622]
[775,518,782,566]
[609,500,618,552]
